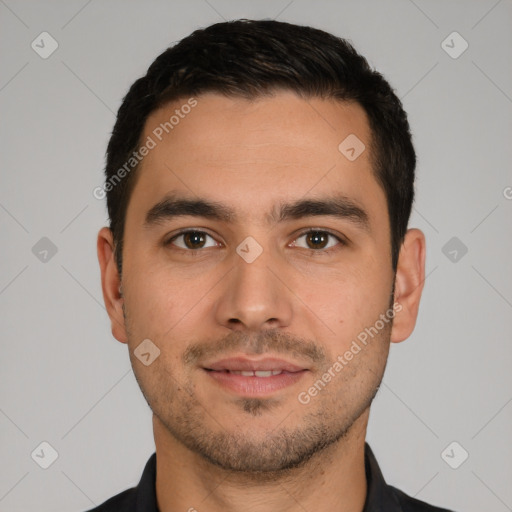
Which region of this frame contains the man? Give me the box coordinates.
[93,19,453,512]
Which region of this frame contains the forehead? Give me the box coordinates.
[128,91,385,226]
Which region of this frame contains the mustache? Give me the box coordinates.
[182,329,327,367]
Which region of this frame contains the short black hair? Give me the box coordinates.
[104,19,416,275]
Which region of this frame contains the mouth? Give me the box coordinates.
[217,369,287,377]
[202,357,309,397]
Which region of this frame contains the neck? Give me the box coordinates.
[153,412,369,512]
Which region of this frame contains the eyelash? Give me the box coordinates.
[165,228,346,255]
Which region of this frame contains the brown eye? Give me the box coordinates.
[305,231,329,249]
[168,231,218,250]
[183,231,206,249]
[292,230,343,252]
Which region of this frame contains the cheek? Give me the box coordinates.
[124,270,178,338]
[125,264,219,351]
[296,264,392,354]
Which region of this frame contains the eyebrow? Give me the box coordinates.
[144,193,370,231]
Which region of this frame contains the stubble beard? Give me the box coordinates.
[125,303,392,476]
[153,382,383,477]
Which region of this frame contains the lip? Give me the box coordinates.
[205,357,306,373]
[203,356,309,397]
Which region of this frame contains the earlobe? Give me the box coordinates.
[97,227,128,344]
[390,228,426,344]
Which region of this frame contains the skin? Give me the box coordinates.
[98,91,425,512]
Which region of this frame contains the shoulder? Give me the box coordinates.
[84,487,137,512]
[390,485,455,512]
[83,452,157,511]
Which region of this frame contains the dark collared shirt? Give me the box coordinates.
[86,444,454,512]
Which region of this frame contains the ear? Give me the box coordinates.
[97,227,128,344]
[391,228,426,344]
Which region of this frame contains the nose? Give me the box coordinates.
[214,247,294,332]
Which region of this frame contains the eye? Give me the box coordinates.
[291,230,344,252]
[166,230,220,250]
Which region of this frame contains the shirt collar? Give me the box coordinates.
[363,443,404,512]
[134,443,402,512]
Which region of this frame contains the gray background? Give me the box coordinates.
[1,0,511,511]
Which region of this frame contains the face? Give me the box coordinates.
[105,92,402,473]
